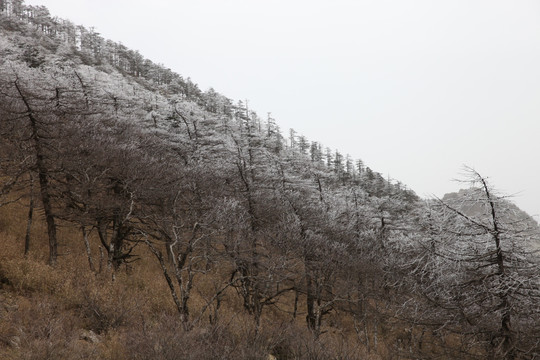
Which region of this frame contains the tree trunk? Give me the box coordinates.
[305,271,321,337]
[14,80,58,266]
[145,239,186,322]
[24,176,34,256]
[82,227,96,272]
[480,176,514,359]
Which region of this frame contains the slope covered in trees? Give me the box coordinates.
[0,2,539,359]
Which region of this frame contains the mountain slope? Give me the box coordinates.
[1,2,539,359]
[0,2,421,359]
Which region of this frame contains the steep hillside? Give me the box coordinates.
[1,2,539,359]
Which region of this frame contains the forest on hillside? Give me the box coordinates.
[1,1,540,359]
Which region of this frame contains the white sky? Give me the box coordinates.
[25,0,540,219]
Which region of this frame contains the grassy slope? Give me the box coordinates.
[0,199,390,360]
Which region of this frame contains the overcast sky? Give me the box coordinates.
[25,0,540,219]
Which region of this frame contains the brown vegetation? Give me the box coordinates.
[0,202,385,360]
[1,3,540,359]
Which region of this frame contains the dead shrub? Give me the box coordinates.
[0,258,65,294]
[77,281,141,334]
[0,294,104,360]
[122,313,276,360]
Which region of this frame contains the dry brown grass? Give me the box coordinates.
[0,200,432,359]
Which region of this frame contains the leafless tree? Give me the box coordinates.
[0,64,66,265]
[401,168,540,359]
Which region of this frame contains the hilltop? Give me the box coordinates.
[1,2,539,359]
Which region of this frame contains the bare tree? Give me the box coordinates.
[403,168,540,359]
[0,64,66,265]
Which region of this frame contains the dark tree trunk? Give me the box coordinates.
[14,79,58,266]
[480,176,514,359]
[24,176,34,256]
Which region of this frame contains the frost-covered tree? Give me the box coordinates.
[0,63,75,265]
[403,168,540,359]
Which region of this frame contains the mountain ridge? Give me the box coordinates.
[1,2,539,359]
